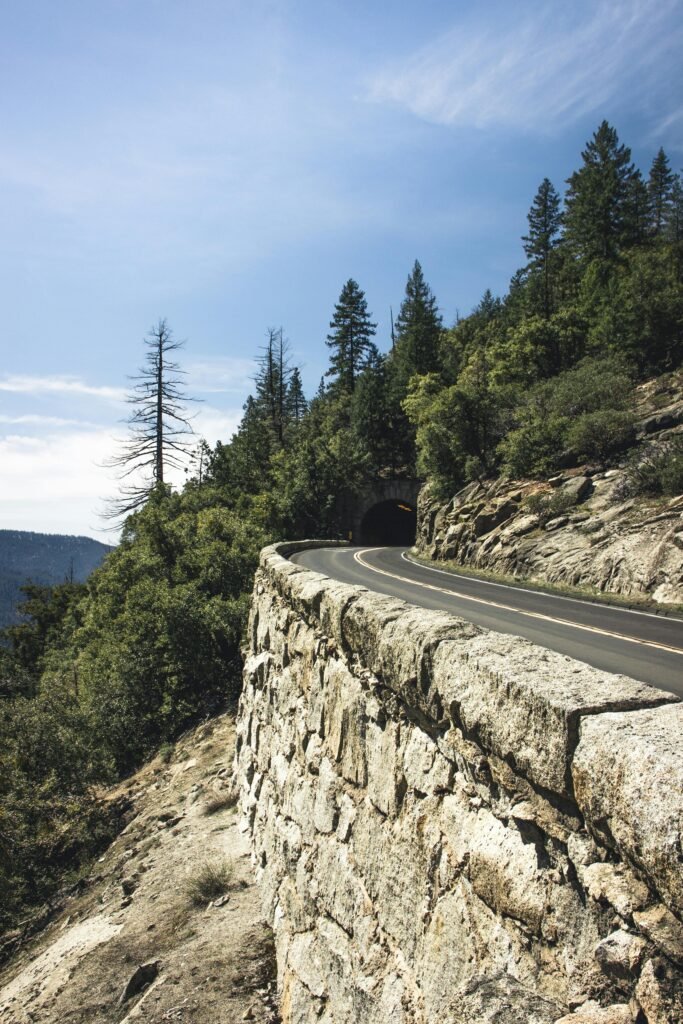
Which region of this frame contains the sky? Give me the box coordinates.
[1,0,682,538]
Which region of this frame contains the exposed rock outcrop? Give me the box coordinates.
[235,542,683,1024]
[416,376,683,604]
[417,472,683,605]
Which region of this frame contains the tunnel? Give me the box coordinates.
[358,499,417,546]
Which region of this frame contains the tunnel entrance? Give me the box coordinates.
[358,499,417,546]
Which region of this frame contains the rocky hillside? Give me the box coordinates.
[417,375,683,605]
[0,713,278,1024]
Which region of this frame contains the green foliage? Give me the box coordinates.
[565,409,635,462]
[1,581,86,695]
[523,178,562,320]
[270,395,370,538]
[404,354,516,499]
[0,679,118,931]
[499,356,635,477]
[648,148,675,237]
[583,245,683,370]
[564,121,638,264]
[523,488,578,525]
[622,436,683,498]
[60,491,268,775]
[325,279,377,395]
[392,260,443,386]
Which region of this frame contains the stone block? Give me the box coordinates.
[573,704,683,913]
[432,633,672,797]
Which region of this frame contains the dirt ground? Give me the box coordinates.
[0,714,279,1024]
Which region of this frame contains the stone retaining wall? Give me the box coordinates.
[234,542,683,1024]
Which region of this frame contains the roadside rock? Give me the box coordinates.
[634,957,683,1023]
[553,1001,633,1023]
[573,705,683,914]
[595,931,647,979]
[416,376,683,604]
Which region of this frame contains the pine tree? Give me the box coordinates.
[648,148,675,236]
[624,170,650,247]
[104,319,195,519]
[523,178,562,318]
[392,260,443,383]
[254,327,292,444]
[350,346,395,473]
[325,279,377,395]
[564,121,636,263]
[666,173,683,281]
[286,367,308,425]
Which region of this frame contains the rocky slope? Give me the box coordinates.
[417,376,683,605]
[0,713,279,1024]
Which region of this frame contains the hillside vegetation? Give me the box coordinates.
[1,120,682,937]
[0,531,112,628]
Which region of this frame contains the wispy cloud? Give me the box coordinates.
[0,375,125,402]
[366,0,682,131]
[0,413,97,428]
[186,357,255,395]
[193,405,243,446]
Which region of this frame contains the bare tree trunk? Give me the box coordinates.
[156,333,164,484]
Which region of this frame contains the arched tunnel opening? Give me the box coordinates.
[358,499,417,546]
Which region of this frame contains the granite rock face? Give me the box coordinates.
[417,471,683,605]
[235,542,683,1024]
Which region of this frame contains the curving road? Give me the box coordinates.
[290,545,683,697]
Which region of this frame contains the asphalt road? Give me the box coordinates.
[290,545,683,698]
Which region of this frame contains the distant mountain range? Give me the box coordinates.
[0,530,114,629]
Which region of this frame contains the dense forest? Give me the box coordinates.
[1,121,682,935]
[0,532,112,629]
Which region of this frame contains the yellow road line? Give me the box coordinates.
[353,549,683,657]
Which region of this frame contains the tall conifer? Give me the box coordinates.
[564,121,636,263]
[325,279,377,395]
[648,148,675,236]
[523,179,562,319]
[392,260,442,383]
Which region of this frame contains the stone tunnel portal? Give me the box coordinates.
[358,499,417,546]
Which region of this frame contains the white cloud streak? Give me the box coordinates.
[186,356,255,394]
[193,405,243,447]
[0,414,96,427]
[0,375,125,402]
[366,1,682,131]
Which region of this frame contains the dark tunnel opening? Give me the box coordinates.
[359,499,417,546]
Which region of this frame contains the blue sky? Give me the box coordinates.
[1,0,682,537]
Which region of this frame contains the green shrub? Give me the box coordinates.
[623,436,683,498]
[500,355,635,477]
[524,488,578,524]
[566,409,635,462]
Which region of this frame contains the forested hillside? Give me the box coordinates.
[0,531,112,628]
[1,120,682,937]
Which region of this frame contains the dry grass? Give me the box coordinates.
[202,790,238,816]
[185,858,234,906]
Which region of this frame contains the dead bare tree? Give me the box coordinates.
[104,319,196,520]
